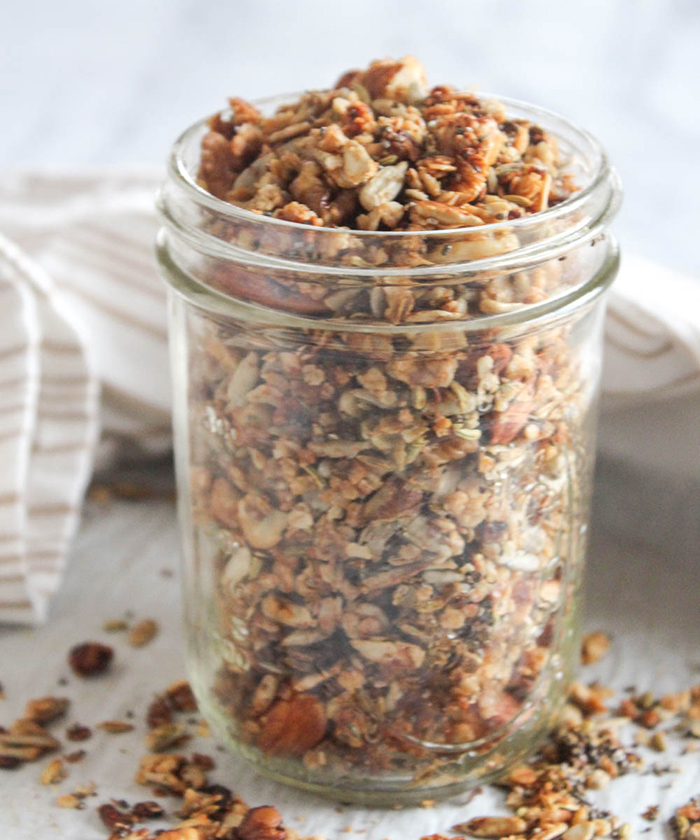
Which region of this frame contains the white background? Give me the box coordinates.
[2,0,700,274]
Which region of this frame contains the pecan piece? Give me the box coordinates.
[166,680,198,713]
[490,398,534,445]
[68,642,113,677]
[25,696,69,723]
[131,800,165,820]
[98,802,135,832]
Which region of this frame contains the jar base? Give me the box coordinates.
[192,681,565,806]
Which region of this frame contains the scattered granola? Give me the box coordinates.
[128,619,159,648]
[5,639,700,839]
[40,756,67,784]
[145,722,189,752]
[641,804,659,821]
[672,798,700,839]
[98,720,136,734]
[581,632,611,666]
[146,681,198,729]
[69,642,114,676]
[98,801,136,833]
[0,710,60,767]
[104,619,129,632]
[66,723,92,742]
[25,696,69,723]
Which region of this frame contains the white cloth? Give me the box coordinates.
[0,171,698,624]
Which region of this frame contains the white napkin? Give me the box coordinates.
[0,171,698,624]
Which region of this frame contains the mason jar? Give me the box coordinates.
[156,95,621,804]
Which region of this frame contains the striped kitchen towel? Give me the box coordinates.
[0,232,98,623]
[0,171,699,624]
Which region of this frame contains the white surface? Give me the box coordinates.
[0,492,698,838]
[2,0,700,277]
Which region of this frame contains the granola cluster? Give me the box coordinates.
[197,56,573,233]
[167,58,610,798]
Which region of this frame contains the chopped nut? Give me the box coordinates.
[166,681,197,713]
[642,805,659,822]
[455,816,527,837]
[147,695,173,729]
[98,802,135,832]
[237,805,287,840]
[131,800,165,820]
[25,696,69,723]
[581,631,611,665]
[128,619,159,648]
[0,722,61,762]
[563,825,594,840]
[57,793,83,809]
[68,642,114,677]
[66,723,92,742]
[145,723,188,752]
[40,757,67,784]
[649,730,668,752]
[672,798,700,839]
[103,619,129,632]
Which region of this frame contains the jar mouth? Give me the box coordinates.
[160,92,621,279]
[157,226,619,335]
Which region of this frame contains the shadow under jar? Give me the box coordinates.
[157,95,621,805]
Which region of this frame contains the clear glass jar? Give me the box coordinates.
[157,95,621,804]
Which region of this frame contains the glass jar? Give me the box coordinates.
[157,95,621,805]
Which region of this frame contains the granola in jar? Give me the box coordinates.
[157,57,621,802]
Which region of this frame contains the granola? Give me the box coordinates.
[196,57,572,233]
[161,56,617,799]
[5,640,700,839]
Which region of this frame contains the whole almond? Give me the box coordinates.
[128,619,159,648]
[237,805,287,840]
[258,694,327,756]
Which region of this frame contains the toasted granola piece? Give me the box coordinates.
[197,57,575,234]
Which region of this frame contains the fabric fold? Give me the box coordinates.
[0,232,99,624]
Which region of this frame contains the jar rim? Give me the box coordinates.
[157,226,619,334]
[169,92,610,239]
[158,90,621,325]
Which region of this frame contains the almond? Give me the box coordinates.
[258,694,327,756]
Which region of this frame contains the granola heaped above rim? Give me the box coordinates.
[197,56,576,232]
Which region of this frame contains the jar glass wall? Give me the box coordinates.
[157,96,620,804]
